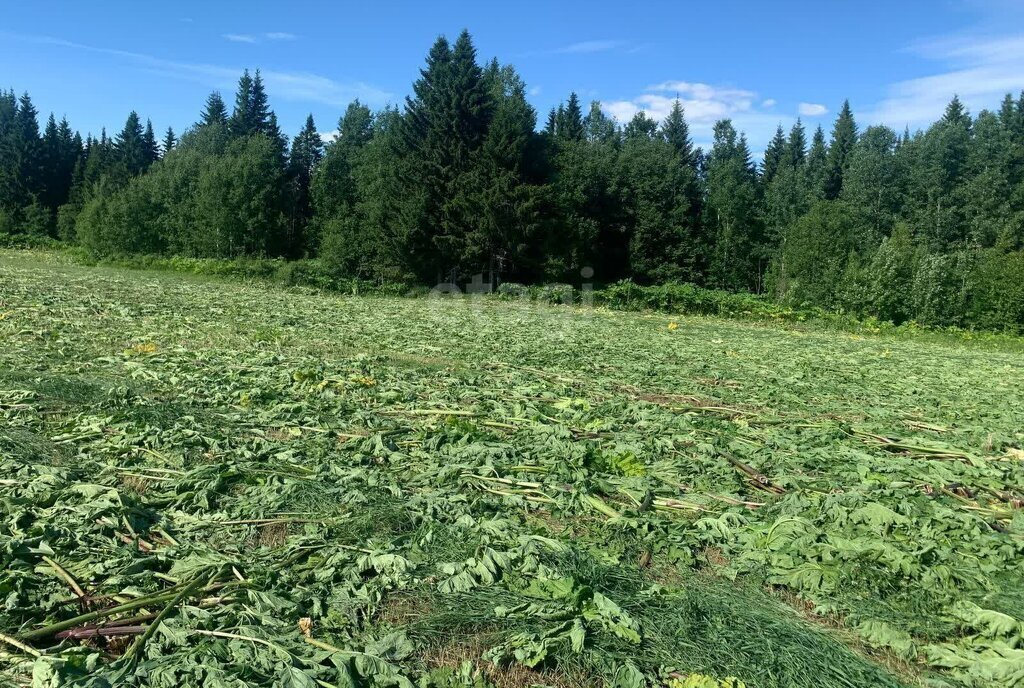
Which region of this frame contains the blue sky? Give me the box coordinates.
[3,0,1024,152]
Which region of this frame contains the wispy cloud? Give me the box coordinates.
[557,39,624,54]
[865,30,1024,127]
[761,99,777,108]
[797,102,827,116]
[3,32,391,108]
[528,85,542,97]
[519,39,632,58]
[223,32,298,44]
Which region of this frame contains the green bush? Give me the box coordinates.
[966,249,1024,332]
[594,279,790,319]
[496,282,529,299]
[56,204,80,242]
[535,283,575,304]
[910,251,972,327]
[21,201,54,237]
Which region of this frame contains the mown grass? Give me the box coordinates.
[1,251,1022,687]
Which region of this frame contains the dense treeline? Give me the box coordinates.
[2,30,1024,330]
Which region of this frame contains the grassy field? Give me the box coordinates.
[1,252,1023,688]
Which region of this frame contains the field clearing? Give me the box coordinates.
[1,253,1023,687]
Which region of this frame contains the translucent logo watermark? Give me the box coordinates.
[424,267,598,334]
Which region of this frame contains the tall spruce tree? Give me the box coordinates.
[661,99,695,165]
[162,127,176,156]
[762,125,786,185]
[143,119,160,167]
[250,71,273,135]
[39,114,80,213]
[805,125,828,201]
[229,70,272,138]
[286,114,324,256]
[468,63,542,281]
[399,31,493,279]
[544,108,558,136]
[0,90,19,213]
[114,111,148,178]
[10,93,43,210]
[786,119,807,168]
[556,93,584,141]
[824,99,857,199]
[200,91,229,127]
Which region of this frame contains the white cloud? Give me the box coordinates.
[866,31,1024,127]
[602,100,641,123]
[3,32,392,107]
[557,40,623,54]
[318,130,338,143]
[603,82,757,124]
[528,85,542,97]
[797,102,827,116]
[264,32,297,41]
[602,80,790,154]
[223,33,257,43]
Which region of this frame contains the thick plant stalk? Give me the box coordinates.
[20,581,233,641]
[120,576,206,664]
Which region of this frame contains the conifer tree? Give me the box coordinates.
[661,100,695,165]
[229,70,265,138]
[786,119,807,168]
[36,114,80,213]
[266,111,289,165]
[761,125,786,184]
[249,70,273,135]
[114,111,148,177]
[825,99,857,199]
[0,90,17,211]
[468,63,542,281]
[286,114,324,256]
[162,127,176,156]
[143,119,160,167]
[41,114,61,208]
[805,125,828,201]
[941,95,971,129]
[12,93,43,209]
[200,91,229,127]
[83,128,113,187]
[556,92,584,141]
[544,108,557,136]
[399,31,493,279]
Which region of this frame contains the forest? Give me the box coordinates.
[2,29,1023,330]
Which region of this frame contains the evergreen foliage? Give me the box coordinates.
[2,34,1024,330]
